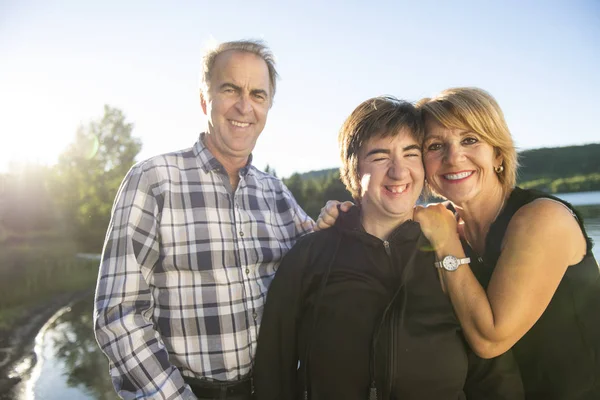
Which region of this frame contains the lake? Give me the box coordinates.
[555,191,600,261]
[5,191,600,400]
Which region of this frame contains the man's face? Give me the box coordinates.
[201,50,271,163]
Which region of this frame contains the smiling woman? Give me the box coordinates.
[414,87,600,399]
[254,95,524,400]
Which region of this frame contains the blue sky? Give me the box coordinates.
[1,0,598,177]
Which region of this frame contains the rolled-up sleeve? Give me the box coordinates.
[93,164,196,400]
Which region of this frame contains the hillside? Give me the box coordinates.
[518,143,600,182]
[283,143,600,218]
[292,143,600,188]
[296,168,338,180]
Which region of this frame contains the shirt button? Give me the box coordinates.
[245,268,250,274]
[253,312,258,320]
[239,231,244,237]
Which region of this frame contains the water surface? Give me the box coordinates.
[14,192,600,399]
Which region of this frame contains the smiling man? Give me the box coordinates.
[94,40,314,400]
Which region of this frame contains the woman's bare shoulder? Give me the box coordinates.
[505,198,586,264]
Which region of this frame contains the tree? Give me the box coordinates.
[264,164,277,177]
[283,171,353,220]
[322,171,353,205]
[283,173,304,206]
[51,105,142,251]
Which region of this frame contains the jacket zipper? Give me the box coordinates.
[383,240,391,256]
[369,383,378,400]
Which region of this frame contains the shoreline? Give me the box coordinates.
[0,290,93,396]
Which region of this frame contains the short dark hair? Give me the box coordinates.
[339,96,424,199]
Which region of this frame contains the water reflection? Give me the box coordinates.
[575,205,600,261]
[27,295,116,400]
[18,199,600,399]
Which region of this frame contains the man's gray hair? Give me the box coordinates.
[200,39,279,103]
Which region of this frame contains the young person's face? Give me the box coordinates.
[358,129,424,224]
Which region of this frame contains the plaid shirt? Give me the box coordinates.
[94,134,314,399]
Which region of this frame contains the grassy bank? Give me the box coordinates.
[0,235,99,330]
[520,173,600,193]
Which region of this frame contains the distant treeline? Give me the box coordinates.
[282,170,354,221]
[0,105,141,252]
[517,144,600,193]
[283,143,600,219]
[1,104,598,248]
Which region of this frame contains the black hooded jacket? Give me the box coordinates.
[254,206,523,399]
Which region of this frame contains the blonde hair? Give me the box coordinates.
[339,96,424,200]
[417,87,518,193]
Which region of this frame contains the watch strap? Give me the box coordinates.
[434,256,471,269]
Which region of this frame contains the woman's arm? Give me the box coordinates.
[415,200,587,358]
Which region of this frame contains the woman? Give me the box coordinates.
[413,87,600,399]
[254,96,523,400]
[317,87,600,399]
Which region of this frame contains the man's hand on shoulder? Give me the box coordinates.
[314,200,354,231]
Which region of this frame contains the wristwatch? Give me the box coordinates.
[434,255,471,271]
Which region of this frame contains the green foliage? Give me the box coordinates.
[1,105,141,252]
[520,173,600,193]
[574,204,600,219]
[296,168,338,180]
[519,177,553,191]
[283,170,353,220]
[50,105,142,251]
[0,238,98,328]
[285,144,600,218]
[264,164,277,177]
[0,105,142,338]
[0,105,141,331]
[518,144,600,182]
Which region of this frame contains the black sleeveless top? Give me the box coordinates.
[465,187,600,400]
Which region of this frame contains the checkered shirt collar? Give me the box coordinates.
[193,132,253,176]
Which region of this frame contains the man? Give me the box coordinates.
[94,39,314,400]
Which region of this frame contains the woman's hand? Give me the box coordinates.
[413,203,460,249]
[314,200,354,231]
[416,199,585,359]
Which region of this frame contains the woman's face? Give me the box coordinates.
[422,118,502,205]
[357,128,424,224]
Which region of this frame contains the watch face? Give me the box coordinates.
[443,255,460,271]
